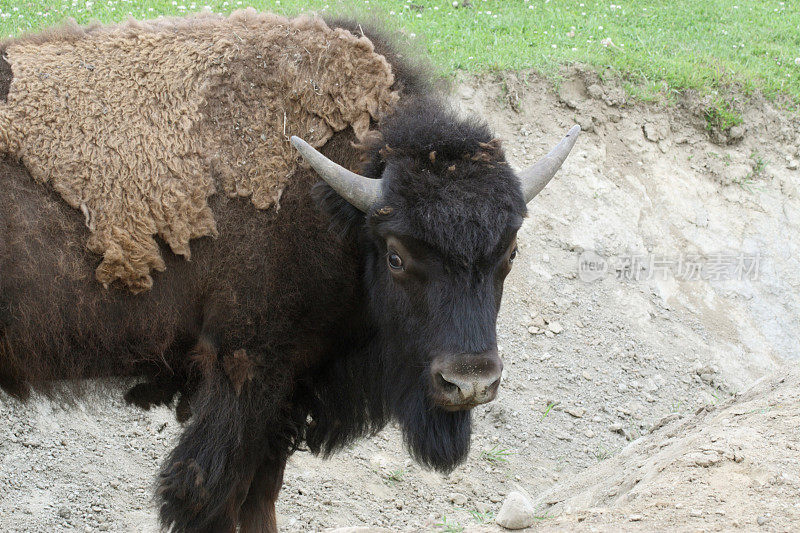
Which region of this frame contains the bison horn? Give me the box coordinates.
[519,125,581,203]
[290,136,382,213]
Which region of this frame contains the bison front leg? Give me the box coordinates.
[238,457,286,533]
[157,375,254,532]
[157,347,295,533]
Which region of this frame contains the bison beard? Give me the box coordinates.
[397,391,472,471]
[302,335,473,473]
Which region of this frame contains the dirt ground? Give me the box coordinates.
[1,70,799,532]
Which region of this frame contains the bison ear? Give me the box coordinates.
[291,136,382,213]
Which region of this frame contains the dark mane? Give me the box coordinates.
[324,17,441,98]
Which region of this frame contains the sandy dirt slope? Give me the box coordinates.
[1,71,799,532]
[530,368,800,533]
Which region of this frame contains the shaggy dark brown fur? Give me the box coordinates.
[0,12,542,533]
[0,55,11,102]
[0,9,398,291]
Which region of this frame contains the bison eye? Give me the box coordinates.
[509,247,518,264]
[388,252,404,270]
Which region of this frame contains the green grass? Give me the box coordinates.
[480,444,514,464]
[435,515,463,533]
[1,1,799,105]
[382,467,406,484]
[541,401,557,419]
[469,509,495,523]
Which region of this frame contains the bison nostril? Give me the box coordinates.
[436,372,460,394]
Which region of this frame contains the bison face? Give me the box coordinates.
[354,155,527,471]
[375,231,513,411]
[293,121,579,471]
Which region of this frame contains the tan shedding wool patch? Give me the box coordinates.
[0,9,398,292]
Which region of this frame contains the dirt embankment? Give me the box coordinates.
[1,70,799,532]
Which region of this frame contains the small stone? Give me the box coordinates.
[577,115,594,133]
[757,516,769,526]
[495,491,536,530]
[787,159,799,170]
[584,429,595,438]
[548,322,563,334]
[728,125,745,140]
[58,507,71,519]
[566,407,585,418]
[474,501,489,514]
[531,315,546,328]
[689,509,703,518]
[629,514,643,522]
[582,371,592,381]
[618,383,628,393]
[587,84,604,99]
[489,493,503,503]
[449,493,468,506]
[643,123,666,142]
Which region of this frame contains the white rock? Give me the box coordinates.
[566,407,585,418]
[449,492,468,506]
[495,491,536,530]
[548,321,564,334]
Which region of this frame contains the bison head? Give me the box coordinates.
[294,105,579,471]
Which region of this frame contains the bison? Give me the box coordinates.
[0,13,580,533]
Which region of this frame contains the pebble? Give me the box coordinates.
[566,408,585,418]
[58,507,71,519]
[577,115,594,133]
[495,491,536,530]
[587,84,604,99]
[689,509,703,518]
[548,322,564,334]
[643,123,666,142]
[728,125,745,140]
[629,514,643,522]
[449,493,468,506]
[757,516,769,526]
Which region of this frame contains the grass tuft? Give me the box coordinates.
[435,515,463,533]
[480,445,514,464]
[704,97,743,132]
